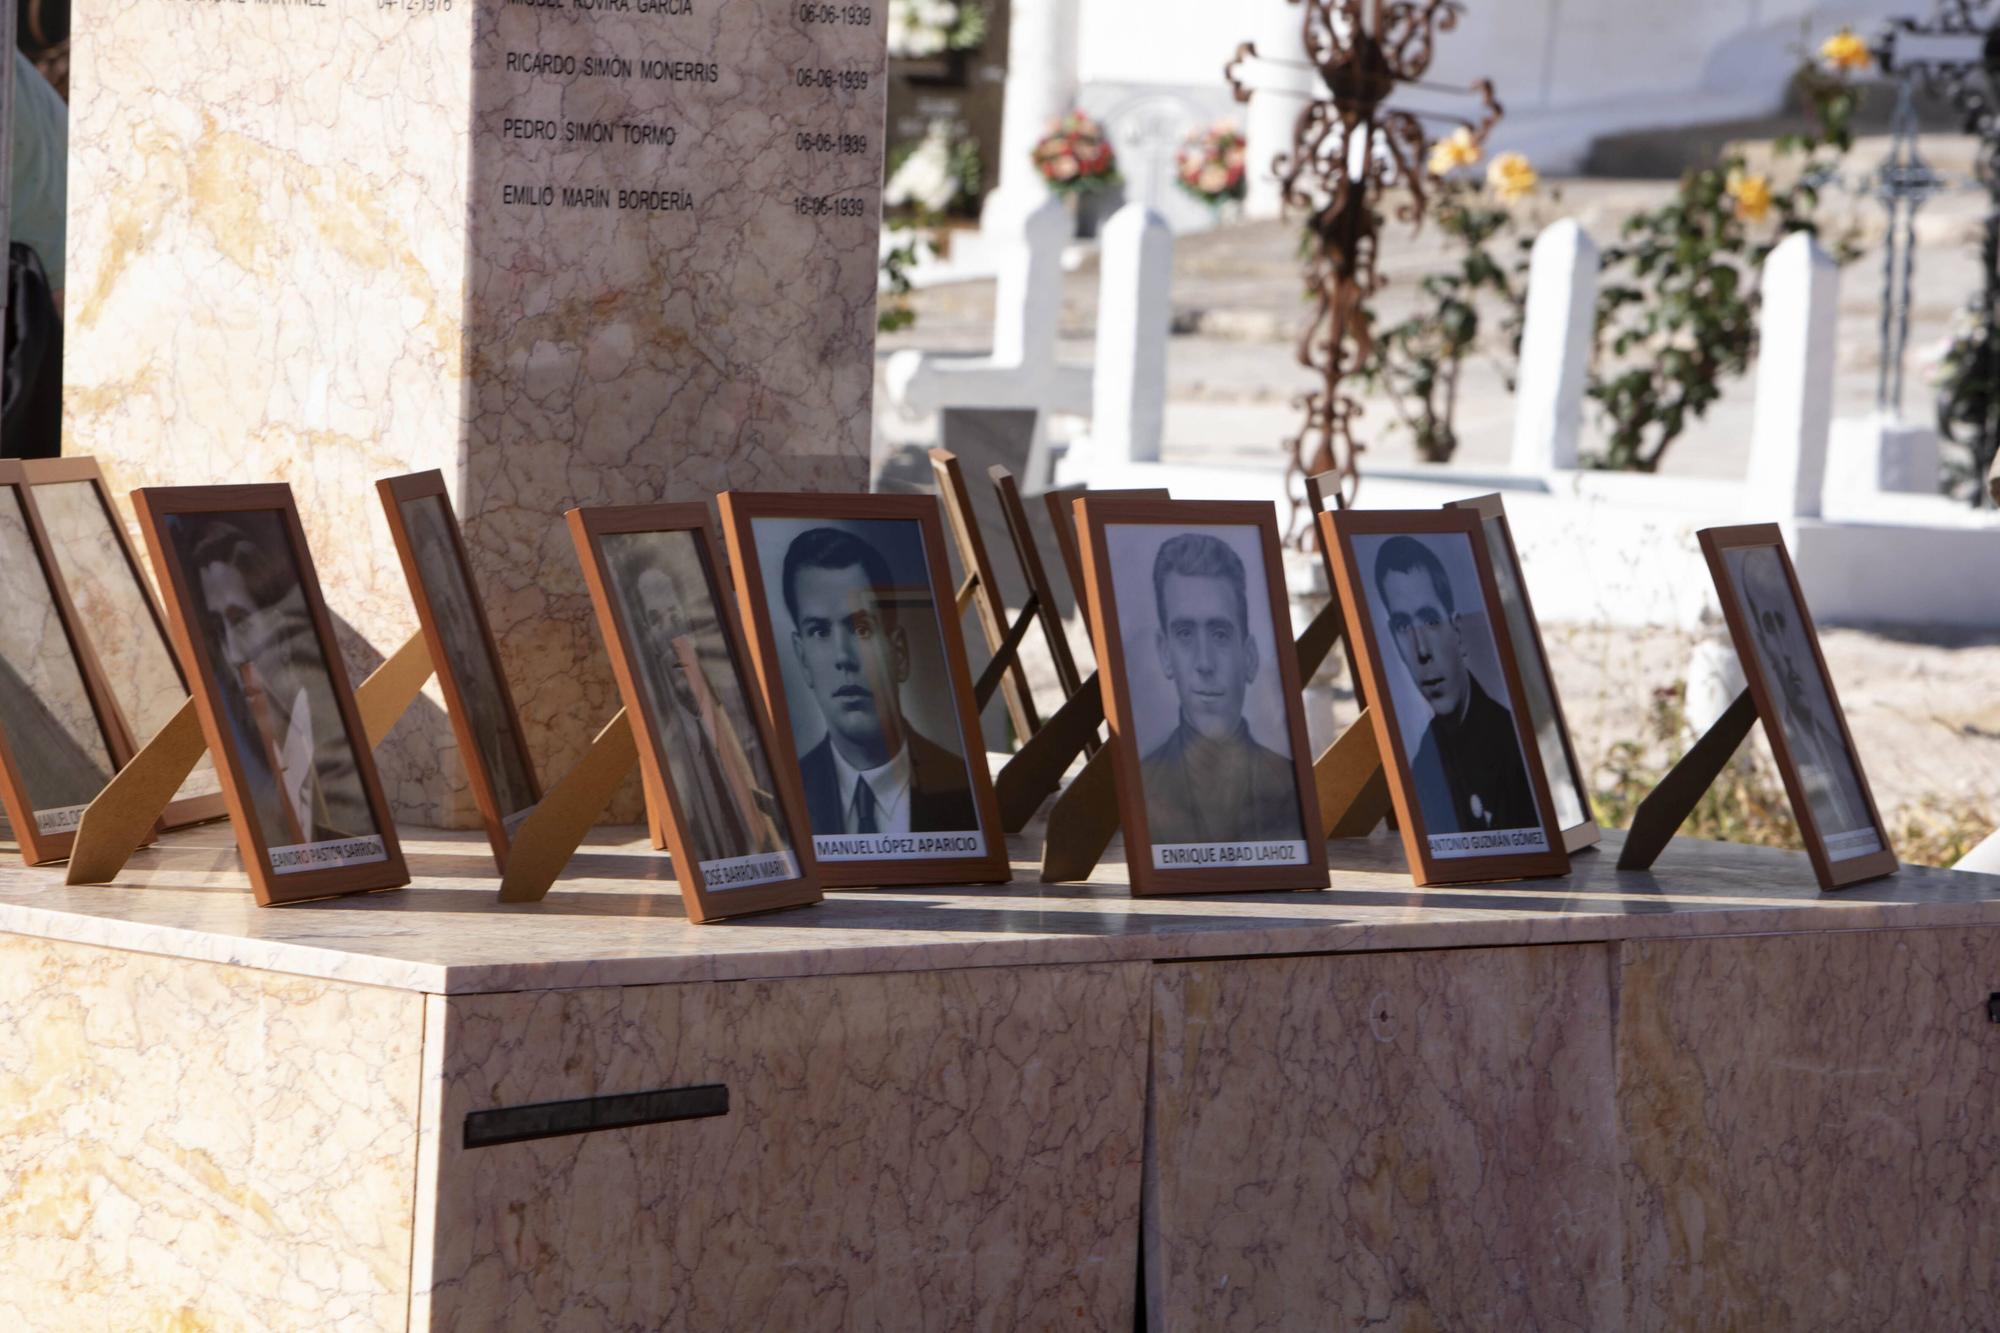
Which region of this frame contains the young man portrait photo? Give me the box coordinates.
[615,535,790,869]
[1130,530,1302,846]
[778,524,978,840]
[1370,533,1538,837]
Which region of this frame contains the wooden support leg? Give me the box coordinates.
[65,700,200,885]
[1315,710,1392,838]
[994,671,1105,832]
[356,630,435,750]
[1616,689,1757,872]
[1038,745,1120,884]
[972,598,1042,712]
[1293,598,1344,683]
[499,710,641,903]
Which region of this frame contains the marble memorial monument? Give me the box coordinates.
[65,0,887,822]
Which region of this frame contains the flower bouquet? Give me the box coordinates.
[1032,111,1120,196]
[1175,121,1247,207]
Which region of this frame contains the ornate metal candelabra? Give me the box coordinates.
[1228,1,1499,512]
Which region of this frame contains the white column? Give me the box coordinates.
[1745,233,1839,519]
[1091,203,1173,462]
[1243,3,1308,221]
[983,0,1080,234]
[1510,219,1597,472]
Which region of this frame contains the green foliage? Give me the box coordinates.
[877,230,924,334]
[1361,185,1526,462]
[1933,301,2000,503]
[1584,60,1862,472]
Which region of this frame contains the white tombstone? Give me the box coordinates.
[1745,233,1840,518]
[886,196,1091,486]
[982,0,1081,235]
[1088,203,1174,463]
[1510,219,1598,473]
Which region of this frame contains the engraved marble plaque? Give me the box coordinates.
[66,0,886,822]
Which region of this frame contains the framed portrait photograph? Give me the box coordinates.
[716,492,1009,887]
[1701,525,1896,889]
[1073,496,1327,895]
[567,504,821,922]
[1445,493,1599,852]
[378,471,541,868]
[132,485,409,905]
[17,457,228,829]
[0,468,123,864]
[1321,508,1570,886]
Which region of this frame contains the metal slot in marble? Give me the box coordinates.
[462,1082,729,1149]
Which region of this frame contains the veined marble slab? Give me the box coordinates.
[3,825,1999,994]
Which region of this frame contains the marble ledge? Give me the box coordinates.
[0,825,1997,996]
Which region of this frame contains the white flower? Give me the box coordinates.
[885,121,960,213]
[888,0,958,57]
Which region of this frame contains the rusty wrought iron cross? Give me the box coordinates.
[1228,1,1499,512]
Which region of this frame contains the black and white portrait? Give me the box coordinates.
[1106,524,1308,866]
[1722,545,1882,861]
[401,494,538,827]
[1354,530,1549,858]
[0,488,115,834]
[751,516,983,861]
[601,529,800,889]
[160,510,386,873]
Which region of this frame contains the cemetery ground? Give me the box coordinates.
[877,141,2000,864]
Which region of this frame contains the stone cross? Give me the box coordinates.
[885,197,1092,488]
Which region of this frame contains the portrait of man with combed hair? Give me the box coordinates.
[1134,530,1303,845]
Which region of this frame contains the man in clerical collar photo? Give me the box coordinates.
[782,526,978,838]
[1138,532,1302,844]
[1734,548,1874,838]
[1373,534,1537,835]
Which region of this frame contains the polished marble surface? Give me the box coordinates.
[0,935,425,1329]
[413,963,1147,1329]
[3,824,1997,994]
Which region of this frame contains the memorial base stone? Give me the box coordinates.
[3,827,1999,1326]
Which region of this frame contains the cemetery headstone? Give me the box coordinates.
[65,0,889,824]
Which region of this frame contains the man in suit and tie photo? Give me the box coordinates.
[1137,531,1304,845]
[781,526,979,840]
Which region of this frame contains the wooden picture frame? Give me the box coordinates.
[1444,493,1601,853]
[1321,507,1571,886]
[16,456,229,829]
[132,484,409,904]
[716,491,1011,888]
[1043,485,1168,609]
[0,464,126,864]
[1074,496,1328,895]
[377,471,542,868]
[566,503,822,922]
[1699,524,1897,889]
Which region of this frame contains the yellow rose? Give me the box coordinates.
[1820,27,1870,73]
[1427,127,1481,178]
[1486,151,1537,203]
[1727,168,1773,223]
